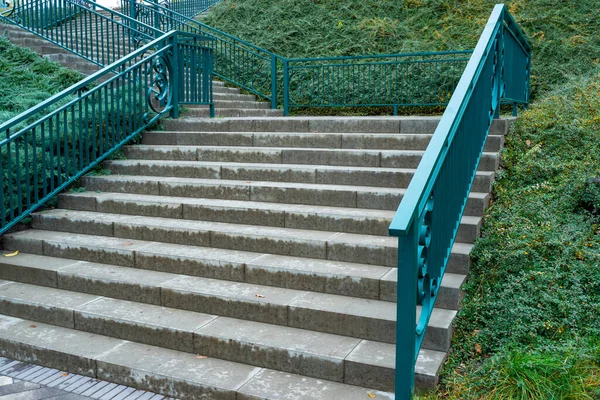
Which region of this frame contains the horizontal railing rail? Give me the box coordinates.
[388,4,530,398]
[0,30,213,234]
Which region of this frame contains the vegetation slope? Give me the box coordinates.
[203,0,600,398]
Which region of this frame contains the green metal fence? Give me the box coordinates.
[5,0,161,67]
[120,0,221,20]
[283,51,471,115]
[388,5,530,398]
[119,0,483,115]
[0,30,213,234]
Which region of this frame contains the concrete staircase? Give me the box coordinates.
[0,113,510,398]
[0,21,282,118]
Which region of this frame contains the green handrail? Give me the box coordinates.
[388,5,530,398]
[0,30,213,234]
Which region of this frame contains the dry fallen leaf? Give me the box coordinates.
[368,393,376,398]
[475,343,482,355]
[62,373,69,377]
[255,294,265,298]
[3,251,19,257]
[526,140,531,147]
[196,354,208,359]
[30,324,37,328]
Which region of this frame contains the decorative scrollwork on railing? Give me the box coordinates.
[416,195,435,337]
[0,0,16,18]
[144,52,173,120]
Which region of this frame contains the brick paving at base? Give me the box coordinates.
[0,358,174,400]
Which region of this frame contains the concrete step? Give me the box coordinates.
[0,315,396,398]
[121,145,498,171]
[101,159,496,192]
[0,280,444,390]
[5,35,132,56]
[142,130,505,152]
[0,251,455,351]
[191,100,271,109]
[79,174,490,216]
[212,93,258,102]
[28,208,479,268]
[184,108,284,118]
[0,227,465,307]
[162,116,511,135]
[57,191,481,245]
[211,86,246,95]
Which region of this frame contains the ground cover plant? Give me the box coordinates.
[0,38,148,226]
[203,0,600,100]
[203,0,600,397]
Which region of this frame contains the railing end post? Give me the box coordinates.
[282,58,289,116]
[395,222,418,399]
[271,55,278,110]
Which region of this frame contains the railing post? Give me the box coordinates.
[283,58,289,116]
[395,221,418,400]
[170,34,179,119]
[271,54,277,110]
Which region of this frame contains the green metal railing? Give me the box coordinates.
[3,0,162,67]
[284,51,471,115]
[120,0,221,19]
[0,28,213,234]
[119,0,478,115]
[388,5,530,398]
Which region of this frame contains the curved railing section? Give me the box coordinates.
[388,5,530,398]
[0,31,213,234]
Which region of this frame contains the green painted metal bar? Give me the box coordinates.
[0,30,213,234]
[388,5,531,398]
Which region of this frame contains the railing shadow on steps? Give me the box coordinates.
[389,4,530,398]
[0,28,214,235]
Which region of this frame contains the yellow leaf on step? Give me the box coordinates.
[368,394,376,398]
[3,251,18,257]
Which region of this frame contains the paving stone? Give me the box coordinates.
[57,262,175,305]
[0,319,126,377]
[0,386,66,399]
[0,253,79,288]
[345,340,394,391]
[237,369,394,400]
[245,254,388,299]
[96,341,261,400]
[99,384,130,400]
[0,283,100,328]
[0,380,41,396]
[194,317,360,382]
[161,276,304,325]
[288,292,396,343]
[74,297,216,353]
